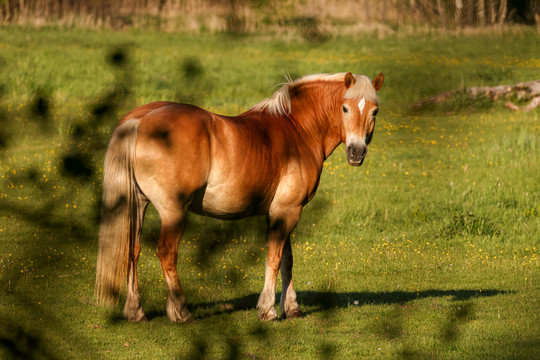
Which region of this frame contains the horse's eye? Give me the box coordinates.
[372,109,379,117]
[342,106,348,113]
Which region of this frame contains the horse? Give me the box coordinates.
[96,72,384,322]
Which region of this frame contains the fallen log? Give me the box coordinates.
[414,79,540,110]
[505,96,540,112]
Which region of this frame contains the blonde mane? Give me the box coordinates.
[252,73,379,117]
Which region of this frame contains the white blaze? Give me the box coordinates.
[358,97,366,115]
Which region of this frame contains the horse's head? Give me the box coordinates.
[341,72,384,166]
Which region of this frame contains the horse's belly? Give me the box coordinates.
[189,184,270,219]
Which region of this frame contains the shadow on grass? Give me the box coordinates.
[0,321,59,360]
[107,288,506,322]
[101,288,524,360]
[296,289,506,315]
[197,289,505,319]
[0,295,94,360]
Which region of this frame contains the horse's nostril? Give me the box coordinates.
[346,144,367,164]
[360,147,367,157]
[348,146,366,158]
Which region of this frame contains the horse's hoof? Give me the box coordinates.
[127,316,148,323]
[286,307,303,319]
[167,307,194,323]
[124,308,147,322]
[258,308,278,321]
[182,314,195,324]
[169,312,194,323]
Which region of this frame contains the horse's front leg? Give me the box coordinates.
[257,208,302,321]
[280,236,302,319]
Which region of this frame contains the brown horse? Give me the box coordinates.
[96,72,384,322]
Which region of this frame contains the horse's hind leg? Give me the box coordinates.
[157,212,193,323]
[124,196,149,322]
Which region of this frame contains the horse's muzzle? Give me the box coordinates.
[346,144,367,166]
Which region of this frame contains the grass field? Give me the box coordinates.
[0,26,539,359]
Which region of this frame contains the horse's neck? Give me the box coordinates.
[288,84,344,162]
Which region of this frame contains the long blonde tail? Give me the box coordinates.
[96,119,141,305]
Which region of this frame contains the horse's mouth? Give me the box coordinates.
[347,158,364,166]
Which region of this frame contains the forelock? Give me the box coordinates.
[344,75,379,104]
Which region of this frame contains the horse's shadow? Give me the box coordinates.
[126,288,507,322]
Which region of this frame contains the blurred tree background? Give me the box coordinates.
[0,0,539,36]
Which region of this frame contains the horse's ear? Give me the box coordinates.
[372,73,384,91]
[344,72,355,88]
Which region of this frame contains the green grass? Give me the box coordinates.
[0,25,539,359]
